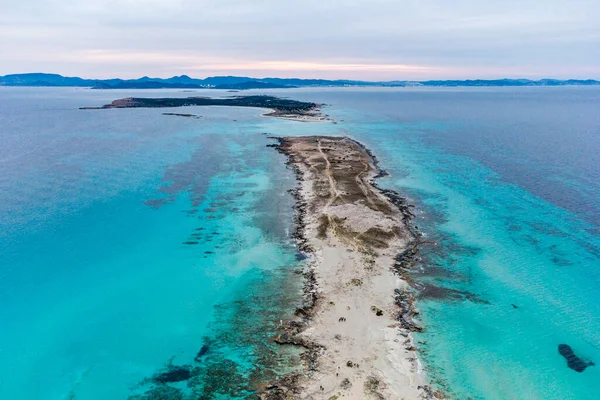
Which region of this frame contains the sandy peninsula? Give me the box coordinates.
[263,136,440,400]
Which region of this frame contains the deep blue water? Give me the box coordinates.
[2,86,600,399]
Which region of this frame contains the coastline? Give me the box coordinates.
[263,136,441,399]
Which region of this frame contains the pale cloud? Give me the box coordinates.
[1,0,599,79]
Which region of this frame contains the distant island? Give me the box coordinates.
[1,73,599,89]
[81,95,329,122]
[91,79,295,90]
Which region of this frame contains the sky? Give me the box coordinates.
[1,0,599,80]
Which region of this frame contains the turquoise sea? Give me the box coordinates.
[1,86,600,399]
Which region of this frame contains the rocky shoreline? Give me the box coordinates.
[263,136,443,399]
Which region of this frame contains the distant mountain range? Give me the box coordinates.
[1,73,599,89]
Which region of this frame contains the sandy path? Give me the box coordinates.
[317,139,342,208]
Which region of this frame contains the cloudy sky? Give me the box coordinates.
[1,0,599,80]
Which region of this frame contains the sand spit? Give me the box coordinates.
[262,136,441,400]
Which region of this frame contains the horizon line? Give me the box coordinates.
[2,71,600,83]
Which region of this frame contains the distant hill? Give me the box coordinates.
[418,78,600,87]
[0,73,96,87]
[213,80,296,90]
[1,73,599,88]
[92,81,206,89]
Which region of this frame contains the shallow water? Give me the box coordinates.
[260,86,600,399]
[0,88,303,399]
[2,86,600,399]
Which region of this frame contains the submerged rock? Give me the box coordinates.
[129,386,184,400]
[558,344,594,372]
[295,251,308,261]
[151,365,192,384]
[195,344,210,362]
[416,283,489,304]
